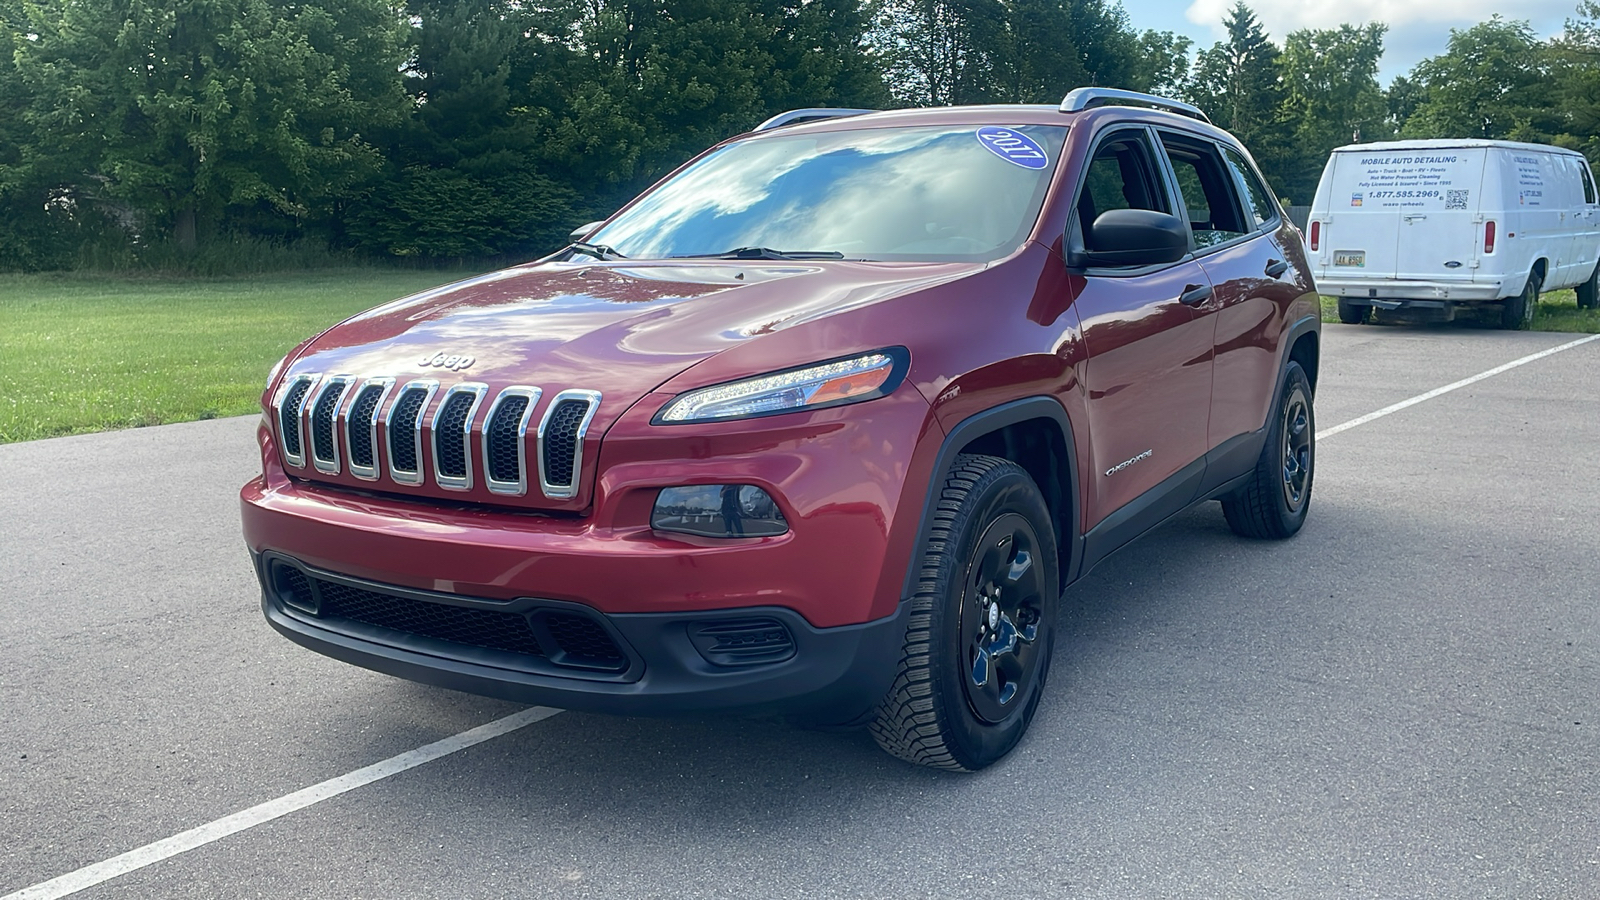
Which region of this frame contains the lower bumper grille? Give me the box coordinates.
[266,558,629,673]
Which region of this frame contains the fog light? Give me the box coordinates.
[652,485,788,538]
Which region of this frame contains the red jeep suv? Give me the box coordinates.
[242,88,1320,771]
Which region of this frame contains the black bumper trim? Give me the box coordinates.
[255,554,910,723]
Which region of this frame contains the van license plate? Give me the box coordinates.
[1334,251,1365,267]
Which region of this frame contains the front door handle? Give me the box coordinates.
[1265,259,1289,279]
[1179,283,1213,306]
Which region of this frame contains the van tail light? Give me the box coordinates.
[1484,220,1496,254]
[1309,221,1320,252]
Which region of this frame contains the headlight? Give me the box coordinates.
[654,348,908,424]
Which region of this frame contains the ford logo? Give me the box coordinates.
[419,351,475,372]
[1443,261,1463,268]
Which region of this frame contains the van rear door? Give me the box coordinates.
[1387,149,1488,285]
[1319,150,1402,279]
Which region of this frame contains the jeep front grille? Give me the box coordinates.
[345,379,392,480]
[538,390,601,499]
[430,384,487,490]
[308,376,351,474]
[384,381,436,484]
[483,387,540,495]
[276,375,318,467]
[272,375,599,502]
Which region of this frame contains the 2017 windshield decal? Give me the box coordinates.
[976,127,1049,170]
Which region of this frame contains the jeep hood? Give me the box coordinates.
[285,258,980,399]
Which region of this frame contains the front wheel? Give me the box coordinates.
[1222,361,1314,540]
[871,454,1059,772]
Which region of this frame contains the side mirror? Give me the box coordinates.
[569,220,605,243]
[1071,209,1189,269]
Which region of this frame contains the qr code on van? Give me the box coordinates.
[1445,190,1469,209]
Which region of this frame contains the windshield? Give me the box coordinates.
[589,124,1068,262]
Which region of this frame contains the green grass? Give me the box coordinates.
[0,270,476,443]
[1319,287,1600,332]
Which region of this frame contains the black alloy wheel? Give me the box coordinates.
[1279,386,1312,514]
[958,513,1048,724]
[872,454,1059,772]
[1222,361,1315,540]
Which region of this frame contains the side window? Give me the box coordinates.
[1222,146,1278,229]
[1582,161,1597,206]
[1076,130,1170,254]
[1159,134,1250,249]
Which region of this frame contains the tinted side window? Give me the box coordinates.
[1160,135,1249,249]
[1222,147,1277,229]
[1076,130,1170,254]
[1582,161,1597,205]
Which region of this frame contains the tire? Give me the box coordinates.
[1222,361,1314,540]
[1578,260,1599,310]
[1336,298,1370,325]
[1501,270,1540,330]
[871,454,1059,772]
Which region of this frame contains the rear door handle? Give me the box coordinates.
[1179,284,1213,306]
[1265,259,1289,278]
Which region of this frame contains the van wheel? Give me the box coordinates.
[1222,361,1314,540]
[871,454,1058,772]
[1578,261,1599,310]
[1501,271,1540,330]
[1336,298,1370,324]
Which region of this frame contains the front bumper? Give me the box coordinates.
[256,551,909,721]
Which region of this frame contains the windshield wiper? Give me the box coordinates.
[676,247,846,260]
[568,241,627,261]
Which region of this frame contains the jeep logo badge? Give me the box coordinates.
[419,351,475,372]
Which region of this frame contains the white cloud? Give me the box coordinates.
[1184,0,1573,38]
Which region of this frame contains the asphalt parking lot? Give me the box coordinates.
[3,324,1598,899]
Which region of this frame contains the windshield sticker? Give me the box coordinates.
[976,127,1049,170]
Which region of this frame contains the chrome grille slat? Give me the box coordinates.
[385,380,438,485]
[308,376,352,475]
[430,383,488,491]
[275,374,602,502]
[537,390,601,500]
[345,378,393,480]
[275,374,319,469]
[482,387,541,496]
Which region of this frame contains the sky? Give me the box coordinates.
[1122,0,1582,84]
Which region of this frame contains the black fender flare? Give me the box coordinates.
[899,397,1083,601]
[1278,312,1321,392]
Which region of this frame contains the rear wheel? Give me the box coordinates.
[1578,260,1599,310]
[1336,298,1370,325]
[1501,270,1540,330]
[871,454,1058,772]
[1222,361,1314,540]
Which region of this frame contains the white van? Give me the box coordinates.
[1307,139,1600,328]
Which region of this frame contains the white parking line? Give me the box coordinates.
[8,331,1597,900]
[1317,333,1600,441]
[3,707,564,900]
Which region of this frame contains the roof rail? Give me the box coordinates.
[754,108,877,132]
[1059,87,1210,124]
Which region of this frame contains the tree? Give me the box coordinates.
[1187,3,1293,197]
[1401,16,1558,142]
[1277,23,1388,202]
[1551,0,1600,164]
[13,0,411,250]
[1130,30,1193,98]
[872,0,1009,105]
